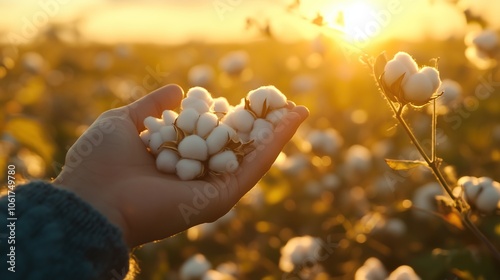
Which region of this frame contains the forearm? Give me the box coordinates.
[0,181,129,280]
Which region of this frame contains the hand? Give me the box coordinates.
[53,84,309,248]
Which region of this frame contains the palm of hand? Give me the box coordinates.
[54,85,308,247]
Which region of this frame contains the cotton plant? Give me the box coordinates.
[354,257,421,280]
[464,28,499,69]
[279,235,323,273]
[364,51,500,262]
[139,85,292,180]
[179,254,238,280]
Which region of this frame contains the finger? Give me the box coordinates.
[125,84,183,131]
[236,105,309,194]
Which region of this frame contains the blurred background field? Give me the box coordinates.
[1,0,500,279]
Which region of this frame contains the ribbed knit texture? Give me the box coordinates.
[0,181,129,280]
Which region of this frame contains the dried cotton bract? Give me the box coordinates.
[139,85,291,180]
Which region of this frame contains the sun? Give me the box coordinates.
[326,1,384,44]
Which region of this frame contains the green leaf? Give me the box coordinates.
[385,159,427,170]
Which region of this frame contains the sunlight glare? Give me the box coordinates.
[327,1,383,44]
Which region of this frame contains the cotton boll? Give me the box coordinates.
[212,97,231,118]
[216,262,239,278]
[459,176,481,203]
[472,29,499,51]
[436,79,462,107]
[176,108,200,134]
[22,52,45,73]
[278,154,310,176]
[186,86,214,106]
[394,52,418,75]
[266,108,289,126]
[412,182,443,219]
[139,130,151,146]
[387,265,421,280]
[307,129,343,156]
[265,86,288,109]
[250,119,274,144]
[182,96,211,114]
[148,132,163,155]
[246,87,269,117]
[176,159,204,181]
[384,59,411,86]
[344,145,372,174]
[178,135,209,161]
[159,125,177,142]
[402,72,433,106]
[196,112,219,138]
[279,236,322,272]
[475,183,500,213]
[229,108,255,133]
[156,149,179,174]
[162,110,178,125]
[206,124,236,155]
[179,254,212,280]
[202,270,236,280]
[209,150,239,173]
[144,116,164,133]
[188,64,214,87]
[420,67,441,93]
[354,257,387,280]
[219,50,249,76]
[247,86,287,117]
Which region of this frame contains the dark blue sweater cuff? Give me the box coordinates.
[0,181,129,280]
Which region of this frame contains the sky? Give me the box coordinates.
[0,0,499,45]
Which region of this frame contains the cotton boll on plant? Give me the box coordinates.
[279,236,323,273]
[465,29,499,69]
[202,270,236,280]
[179,254,212,280]
[307,129,343,156]
[188,64,215,87]
[412,182,443,219]
[219,50,249,76]
[354,257,387,280]
[387,265,421,280]
[344,145,372,174]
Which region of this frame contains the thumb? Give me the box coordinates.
[124,84,183,132]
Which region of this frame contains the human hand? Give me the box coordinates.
[53,84,309,248]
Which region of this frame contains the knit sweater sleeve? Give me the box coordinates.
[0,181,129,280]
